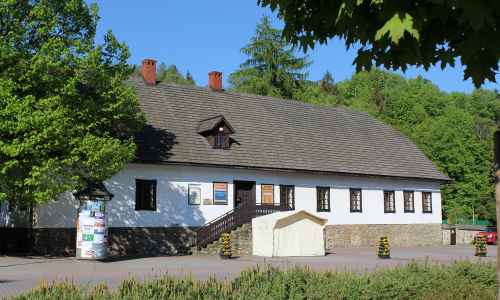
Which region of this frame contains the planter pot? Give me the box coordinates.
[219,254,232,259]
[378,255,391,259]
[475,252,487,257]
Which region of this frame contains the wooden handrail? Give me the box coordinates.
[196,203,291,250]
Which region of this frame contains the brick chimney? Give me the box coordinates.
[208,71,222,91]
[141,59,157,86]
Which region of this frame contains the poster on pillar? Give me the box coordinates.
[76,199,108,259]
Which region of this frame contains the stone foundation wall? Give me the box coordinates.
[33,228,76,256]
[108,227,197,256]
[442,227,482,245]
[324,224,442,250]
[0,228,31,254]
[195,223,252,256]
[21,226,198,257]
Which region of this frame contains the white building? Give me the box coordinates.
[1,60,449,256]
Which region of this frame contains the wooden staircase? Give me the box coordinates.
[195,203,290,253]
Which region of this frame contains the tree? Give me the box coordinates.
[258,1,500,296]
[0,0,145,209]
[323,69,496,223]
[319,71,340,96]
[258,0,499,87]
[229,16,311,99]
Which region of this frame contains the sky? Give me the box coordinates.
[93,1,498,93]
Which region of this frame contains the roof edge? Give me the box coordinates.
[132,160,451,183]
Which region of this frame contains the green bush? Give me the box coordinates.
[9,261,496,300]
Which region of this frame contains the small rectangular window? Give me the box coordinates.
[135,179,157,211]
[404,191,415,213]
[317,187,331,212]
[280,185,295,210]
[350,189,362,212]
[384,191,395,213]
[422,192,432,213]
[213,182,228,205]
[261,184,274,205]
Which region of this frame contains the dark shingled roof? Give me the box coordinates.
[130,79,449,182]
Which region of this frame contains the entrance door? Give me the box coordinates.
[234,181,256,209]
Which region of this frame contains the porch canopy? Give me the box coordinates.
[252,210,328,257]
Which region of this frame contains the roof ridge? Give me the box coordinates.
[149,80,366,116]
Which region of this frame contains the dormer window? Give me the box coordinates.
[197,115,235,150]
[214,127,227,149]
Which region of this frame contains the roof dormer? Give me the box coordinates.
[197,115,235,149]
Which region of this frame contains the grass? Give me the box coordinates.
[9,261,496,300]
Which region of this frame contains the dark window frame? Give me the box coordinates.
[280,185,295,210]
[316,186,331,212]
[350,188,362,213]
[384,190,396,213]
[135,179,157,211]
[213,182,228,205]
[260,183,275,205]
[213,131,226,149]
[422,192,433,213]
[403,190,415,213]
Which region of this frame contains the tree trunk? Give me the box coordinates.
[494,131,500,300]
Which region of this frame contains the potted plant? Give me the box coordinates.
[378,236,391,259]
[475,235,487,257]
[219,233,232,259]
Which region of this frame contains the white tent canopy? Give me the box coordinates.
[252,210,328,257]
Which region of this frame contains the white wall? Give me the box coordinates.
[35,163,443,228]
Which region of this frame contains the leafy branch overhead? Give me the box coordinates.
[258,0,500,87]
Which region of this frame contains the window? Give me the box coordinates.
[135,179,157,211]
[214,131,226,149]
[261,184,274,205]
[213,182,228,204]
[404,191,415,213]
[280,185,295,210]
[350,189,362,212]
[213,126,229,149]
[317,187,330,212]
[422,192,432,213]
[198,116,234,150]
[384,191,395,213]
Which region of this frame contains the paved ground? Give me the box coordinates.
[0,245,496,298]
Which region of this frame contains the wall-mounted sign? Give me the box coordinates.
[213,182,228,204]
[261,184,274,204]
[188,184,202,205]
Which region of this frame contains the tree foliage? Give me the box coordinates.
[258,0,500,87]
[299,70,498,222]
[229,17,498,221]
[229,16,311,99]
[0,0,145,206]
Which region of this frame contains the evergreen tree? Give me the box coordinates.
[319,71,339,95]
[229,16,310,99]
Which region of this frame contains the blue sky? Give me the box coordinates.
[93,1,498,93]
